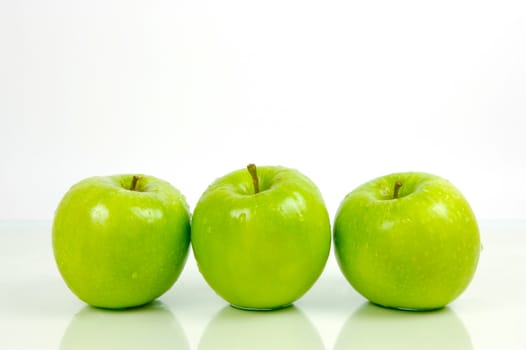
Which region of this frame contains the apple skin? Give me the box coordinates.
[334,172,481,310]
[53,174,190,309]
[191,166,331,310]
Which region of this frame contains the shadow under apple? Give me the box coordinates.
[334,302,473,350]
[60,301,189,350]
[199,305,325,350]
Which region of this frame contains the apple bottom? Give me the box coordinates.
[230,303,293,312]
[370,301,443,312]
[194,235,331,311]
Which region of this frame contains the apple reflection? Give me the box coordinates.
[60,301,189,350]
[199,306,325,350]
[334,303,473,350]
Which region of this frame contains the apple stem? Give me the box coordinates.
[130,175,140,191]
[393,181,403,199]
[247,163,260,194]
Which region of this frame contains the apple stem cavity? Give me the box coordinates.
[130,175,141,191]
[247,163,260,194]
[393,181,403,199]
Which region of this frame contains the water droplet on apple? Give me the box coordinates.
[131,207,163,223]
[90,204,109,225]
[380,221,394,230]
[431,201,448,217]
[230,208,250,223]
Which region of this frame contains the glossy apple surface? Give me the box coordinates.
[53,174,190,309]
[192,165,331,310]
[334,172,481,310]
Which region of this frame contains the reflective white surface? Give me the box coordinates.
[1,221,525,349]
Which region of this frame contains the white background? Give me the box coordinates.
[1,0,526,221]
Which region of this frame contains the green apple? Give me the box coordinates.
[191,164,331,310]
[334,172,481,310]
[53,174,190,309]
